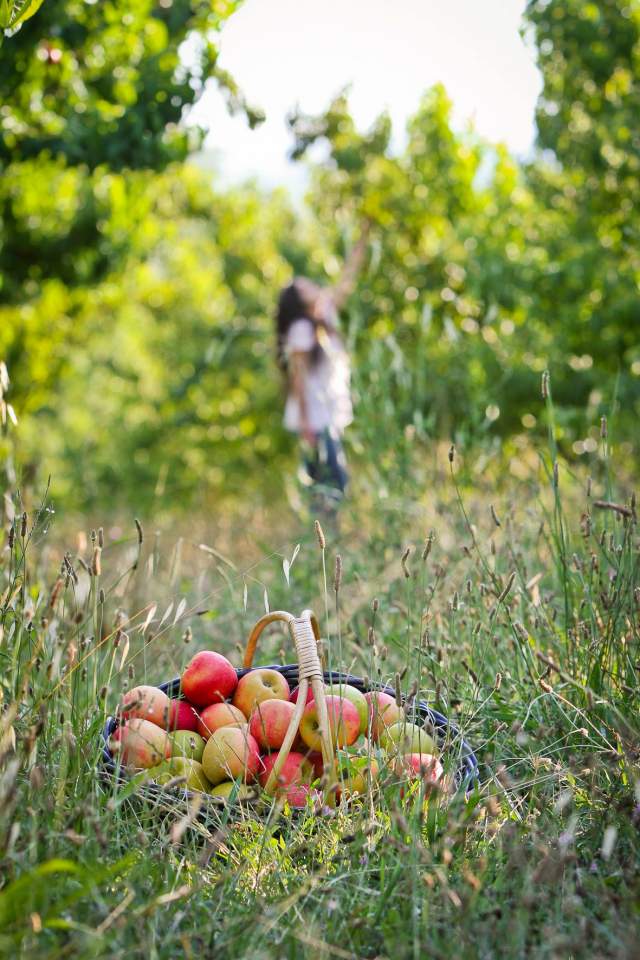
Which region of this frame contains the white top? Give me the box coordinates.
[283,317,353,434]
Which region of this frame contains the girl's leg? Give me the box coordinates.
[322,428,348,493]
[300,434,320,486]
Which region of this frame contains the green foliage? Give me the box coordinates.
[0,0,292,512]
[1,0,639,516]
[0,0,258,169]
[525,0,640,391]
[0,430,638,957]
[8,167,304,507]
[0,0,46,37]
[293,67,639,454]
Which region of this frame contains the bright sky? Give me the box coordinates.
[190,0,542,192]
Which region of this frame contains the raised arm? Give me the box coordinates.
[331,221,371,310]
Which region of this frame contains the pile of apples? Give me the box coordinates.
[109,649,444,808]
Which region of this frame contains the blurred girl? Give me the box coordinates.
[276,230,368,500]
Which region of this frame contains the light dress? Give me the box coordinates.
[283,318,353,436]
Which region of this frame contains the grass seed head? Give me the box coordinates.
[314,520,325,549]
[541,369,550,399]
[422,531,435,561]
[333,554,342,593]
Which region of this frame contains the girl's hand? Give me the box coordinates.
[302,426,317,447]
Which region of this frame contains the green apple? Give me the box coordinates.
[168,729,205,762]
[201,726,261,785]
[325,684,368,735]
[341,757,379,798]
[150,756,211,792]
[380,721,436,756]
[209,781,257,801]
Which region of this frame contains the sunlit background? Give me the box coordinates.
[1,4,639,954]
[193,0,541,189]
[1,0,638,519]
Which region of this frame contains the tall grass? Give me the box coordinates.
[0,386,639,959]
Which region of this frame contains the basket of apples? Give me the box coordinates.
[103,608,478,808]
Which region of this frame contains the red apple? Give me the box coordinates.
[283,784,321,809]
[167,698,199,732]
[326,683,368,735]
[303,751,326,782]
[201,726,260,785]
[249,699,296,750]
[119,685,170,729]
[180,651,237,707]
[232,669,290,718]
[197,702,246,739]
[258,751,314,790]
[364,691,402,742]
[289,685,315,705]
[299,695,360,752]
[394,753,443,783]
[110,718,171,769]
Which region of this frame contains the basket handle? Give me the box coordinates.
[243,609,336,799]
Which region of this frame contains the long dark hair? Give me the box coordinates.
[275,276,333,371]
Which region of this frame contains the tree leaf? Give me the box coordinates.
[13,0,46,27]
[0,0,12,30]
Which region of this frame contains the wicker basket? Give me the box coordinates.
[102,609,479,796]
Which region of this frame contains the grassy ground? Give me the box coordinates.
[1,410,639,958]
